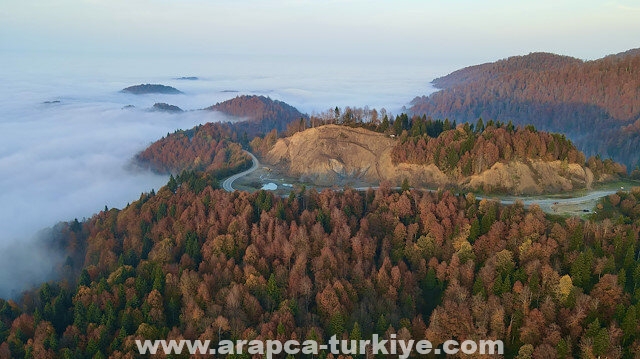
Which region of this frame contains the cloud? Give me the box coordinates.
[0,227,66,299]
[0,102,209,240]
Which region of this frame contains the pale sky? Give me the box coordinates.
[1,0,639,67]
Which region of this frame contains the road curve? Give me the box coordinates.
[222,151,260,192]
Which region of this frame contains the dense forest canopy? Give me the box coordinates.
[2,101,639,357]
[409,49,640,170]
[135,122,251,176]
[390,117,585,170]
[150,103,183,113]
[1,172,640,357]
[388,116,627,181]
[136,95,311,176]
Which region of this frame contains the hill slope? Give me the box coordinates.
[3,175,640,357]
[135,122,250,175]
[265,124,623,194]
[151,103,183,113]
[409,49,640,169]
[136,97,307,174]
[206,95,307,135]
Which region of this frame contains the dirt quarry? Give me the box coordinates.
[265,125,450,188]
[264,125,597,195]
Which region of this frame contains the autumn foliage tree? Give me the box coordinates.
[1,173,639,357]
[391,119,591,177]
[136,122,251,175]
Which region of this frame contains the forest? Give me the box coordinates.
[136,95,311,174]
[138,91,632,187]
[408,49,640,171]
[389,117,628,180]
[206,95,308,137]
[136,122,251,175]
[2,92,637,357]
[1,170,640,357]
[389,117,585,169]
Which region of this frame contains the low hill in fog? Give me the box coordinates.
[121,84,183,94]
[205,95,307,135]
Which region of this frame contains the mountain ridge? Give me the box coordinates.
[410,48,640,169]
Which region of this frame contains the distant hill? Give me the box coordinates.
[121,84,182,94]
[265,123,624,195]
[151,103,183,113]
[206,95,307,135]
[409,49,640,170]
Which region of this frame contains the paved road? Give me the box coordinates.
[351,186,622,214]
[477,189,621,213]
[222,151,260,192]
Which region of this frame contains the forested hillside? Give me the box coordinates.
[120,84,182,95]
[137,95,628,194]
[206,95,308,136]
[2,175,640,357]
[17,99,625,357]
[136,96,308,176]
[409,49,640,170]
[391,119,584,174]
[135,122,251,176]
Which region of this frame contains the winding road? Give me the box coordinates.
[222,151,260,192]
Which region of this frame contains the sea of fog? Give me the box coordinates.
[0,52,442,297]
